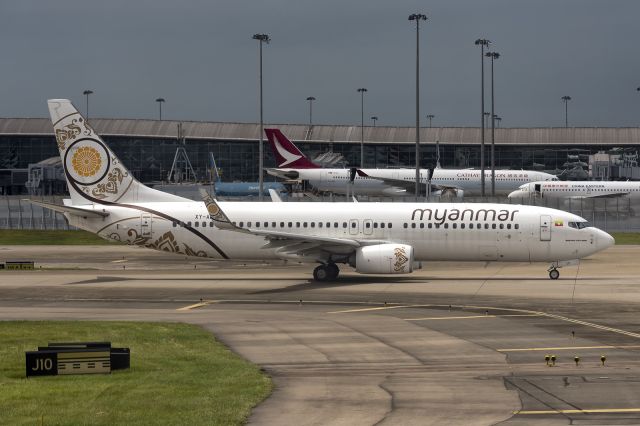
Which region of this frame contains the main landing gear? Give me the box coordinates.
[548,268,560,280]
[313,263,340,282]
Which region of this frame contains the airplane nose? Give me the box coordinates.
[507,190,522,199]
[595,229,615,251]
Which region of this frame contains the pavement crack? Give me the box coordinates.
[373,375,395,426]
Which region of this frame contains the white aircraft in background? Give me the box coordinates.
[265,128,558,197]
[509,181,640,200]
[34,99,613,282]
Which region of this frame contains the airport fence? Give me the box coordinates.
[1,194,639,232]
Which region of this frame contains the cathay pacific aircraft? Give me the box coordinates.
[35,100,613,281]
[265,128,557,197]
[509,181,640,200]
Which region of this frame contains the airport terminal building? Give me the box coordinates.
[1,117,639,195]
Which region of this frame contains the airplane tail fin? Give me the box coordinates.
[209,152,222,183]
[48,99,187,205]
[264,128,320,169]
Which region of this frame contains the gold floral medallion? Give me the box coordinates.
[71,146,102,177]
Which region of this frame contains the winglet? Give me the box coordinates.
[199,188,235,230]
[268,188,283,202]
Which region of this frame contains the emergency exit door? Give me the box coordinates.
[540,215,551,241]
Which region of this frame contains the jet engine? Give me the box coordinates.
[350,243,414,274]
[432,188,464,198]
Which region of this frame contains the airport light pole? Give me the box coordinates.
[494,115,501,128]
[427,114,434,128]
[155,98,165,121]
[486,51,500,197]
[253,33,270,201]
[475,38,490,197]
[306,96,316,127]
[357,88,367,168]
[409,13,428,200]
[562,95,571,127]
[82,90,93,120]
[371,116,378,127]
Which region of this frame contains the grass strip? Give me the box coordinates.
[0,230,117,245]
[0,321,271,425]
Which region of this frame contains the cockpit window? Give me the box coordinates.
[568,221,592,229]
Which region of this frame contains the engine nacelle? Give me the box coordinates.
[351,243,414,274]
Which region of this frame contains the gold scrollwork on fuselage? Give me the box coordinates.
[120,228,208,257]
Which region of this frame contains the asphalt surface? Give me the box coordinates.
[2,245,640,425]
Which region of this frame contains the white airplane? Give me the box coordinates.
[509,181,640,200]
[34,99,614,282]
[265,128,558,197]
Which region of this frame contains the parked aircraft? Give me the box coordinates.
[265,128,558,197]
[35,100,614,282]
[209,154,286,198]
[508,181,640,200]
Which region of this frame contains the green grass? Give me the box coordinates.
[0,321,272,425]
[0,230,117,245]
[610,232,640,245]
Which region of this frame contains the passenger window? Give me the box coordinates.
[334,222,338,228]
[288,222,292,228]
[420,223,424,229]
[484,223,488,229]
[507,224,511,229]
[461,223,465,229]
[326,222,331,228]
[365,222,370,228]
[452,223,457,229]
[381,223,385,229]
[469,223,473,229]
[403,223,408,229]
[272,222,276,227]
[247,222,252,227]
[172,222,177,228]
[303,222,308,228]
[515,224,519,230]
[296,222,300,228]
[255,222,260,228]
[388,223,392,229]
[210,222,214,227]
[428,223,433,229]
[411,223,416,229]
[373,223,378,228]
[201,222,206,227]
[342,222,347,228]
[187,221,192,227]
[499,224,504,229]
[351,222,356,228]
[444,223,449,229]
[492,223,496,229]
[280,222,285,227]
[318,222,322,228]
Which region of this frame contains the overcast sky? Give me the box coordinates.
[1,0,639,127]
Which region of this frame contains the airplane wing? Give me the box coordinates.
[355,169,451,194]
[200,189,386,259]
[568,192,631,199]
[25,200,110,218]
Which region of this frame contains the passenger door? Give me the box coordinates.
[540,215,551,241]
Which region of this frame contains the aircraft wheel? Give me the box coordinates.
[313,265,330,282]
[549,269,560,280]
[327,263,340,280]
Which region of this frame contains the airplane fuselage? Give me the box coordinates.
[68,201,612,264]
[269,168,557,197]
[509,181,640,200]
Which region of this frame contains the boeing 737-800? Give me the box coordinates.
[509,181,640,200]
[265,128,557,197]
[35,100,613,281]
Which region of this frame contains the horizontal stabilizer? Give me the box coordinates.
[25,200,109,218]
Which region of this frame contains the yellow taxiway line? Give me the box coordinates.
[176,300,217,311]
[498,345,640,352]
[515,408,640,415]
[327,305,411,314]
[405,314,539,321]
